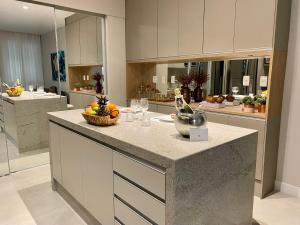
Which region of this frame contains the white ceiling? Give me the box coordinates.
[0,0,73,35]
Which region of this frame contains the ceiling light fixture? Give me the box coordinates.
[22,5,29,10]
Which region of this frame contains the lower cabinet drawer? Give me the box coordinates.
[115,219,122,225]
[114,197,153,225]
[113,151,166,200]
[114,174,165,225]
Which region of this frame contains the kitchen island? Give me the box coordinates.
[2,91,67,152]
[48,109,258,225]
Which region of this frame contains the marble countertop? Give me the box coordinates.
[48,109,257,168]
[149,100,267,119]
[2,91,65,103]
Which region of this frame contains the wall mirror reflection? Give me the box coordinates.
[54,9,107,109]
[0,0,68,173]
[151,57,270,104]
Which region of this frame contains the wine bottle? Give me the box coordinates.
[174,88,193,114]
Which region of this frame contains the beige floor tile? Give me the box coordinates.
[253,192,300,225]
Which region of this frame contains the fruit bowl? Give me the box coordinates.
[6,86,24,97]
[82,113,119,126]
[82,96,120,126]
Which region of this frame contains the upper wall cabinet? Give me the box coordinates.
[80,16,98,65]
[158,0,178,57]
[235,0,276,51]
[126,0,158,60]
[66,21,81,65]
[203,0,236,53]
[66,15,103,66]
[178,0,204,56]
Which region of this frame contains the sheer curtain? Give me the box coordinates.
[0,31,44,89]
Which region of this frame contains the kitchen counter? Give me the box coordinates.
[48,109,258,225]
[2,91,67,152]
[149,100,267,119]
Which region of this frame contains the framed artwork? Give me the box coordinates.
[51,50,66,82]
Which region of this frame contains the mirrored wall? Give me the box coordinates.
[152,57,270,100]
[0,1,106,174]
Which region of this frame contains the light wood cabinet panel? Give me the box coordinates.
[158,0,178,57]
[178,0,204,55]
[49,123,62,183]
[60,128,84,203]
[126,0,158,60]
[82,140,114,225]
[235,0,276,51]
[66,21,81,65]
[227,116,266,181]
[80,16,98,65]
[203,0,236,53]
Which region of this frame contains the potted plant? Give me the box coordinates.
[74,83,81,91]
[255,96,267,113]
[178,73,193,103]
[242,96,255,113]
[93,71,104,94]
[192,72,207,102]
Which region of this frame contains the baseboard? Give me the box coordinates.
[275,180,300,198]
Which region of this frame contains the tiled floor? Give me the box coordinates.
[0,164,299,225]
[0,165,86,225]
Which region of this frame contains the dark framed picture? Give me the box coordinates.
[51,50,66,82]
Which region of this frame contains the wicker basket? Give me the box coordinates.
[6,91,22,97]
[82,113,119,126]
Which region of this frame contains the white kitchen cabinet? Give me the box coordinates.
[113,151,166,200]
[66,21,81,65]
[82,137,114,225]
[158,0,178,57]
[114,174,165,225]
[66,15,103,66]
[49,123,62,183]
[203,0,236,53]
[60,128,84,203]
[53,124,114,225]
[235,0,276,51]
[80,16,98,65]
[114,197,152,225]
[178,0,204,56]
[126,0,158,60]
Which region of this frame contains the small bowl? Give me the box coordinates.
[174,110,207,137]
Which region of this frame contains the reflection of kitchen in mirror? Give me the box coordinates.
[0,0,67,172]
[54,9,106,109]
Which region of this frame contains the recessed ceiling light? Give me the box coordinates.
[22,5,29,10]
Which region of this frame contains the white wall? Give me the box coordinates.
[41,27,69,92]
[277,0,300,197]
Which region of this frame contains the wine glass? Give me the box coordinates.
[140,98,149,112]
[232,86,239,95]
[130,99,140,120]
[29,84,33,92]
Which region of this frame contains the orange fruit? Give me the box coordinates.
[110,109,119,118]
[107,103,117,112]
